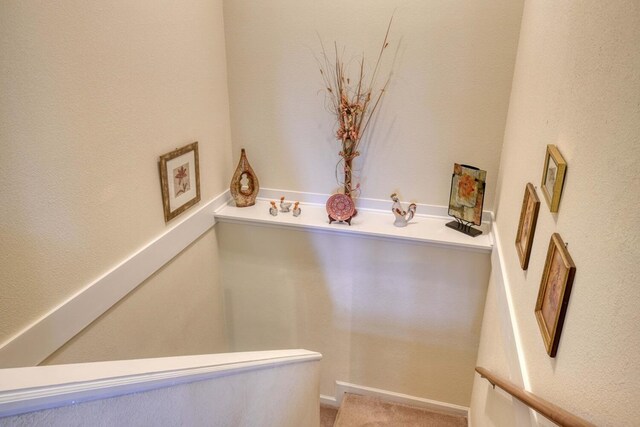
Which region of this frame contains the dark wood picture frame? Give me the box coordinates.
[515,183,540,270]
[541,145,567,213]
[159,142,201,222]
[534,233,576,357]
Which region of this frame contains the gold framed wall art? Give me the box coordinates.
[534,233,576,357]
[541,145,567,212]
[515,183,540,270]
[159,142,201,222]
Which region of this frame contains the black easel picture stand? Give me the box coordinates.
[445,217,482,237]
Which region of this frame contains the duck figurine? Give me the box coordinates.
[292,201,301,217]
[390,193,417,227]
[280,196,292,212]
[269,201,278,216]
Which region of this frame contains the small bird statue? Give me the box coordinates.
[269,201,278,216]
[292,201,301,217]
[390,193,417,227]
[280,196,292,212]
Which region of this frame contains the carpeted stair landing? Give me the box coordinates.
[322,393,468,427]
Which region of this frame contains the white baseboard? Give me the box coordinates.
[324,381,469,418]
[0,191,231,368]
[319,394,339,408]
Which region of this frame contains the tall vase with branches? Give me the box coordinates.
[318,17,394,202]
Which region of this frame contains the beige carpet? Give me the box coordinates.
[321,404,339,427]
[333,394,468,427]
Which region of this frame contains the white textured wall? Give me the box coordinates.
[2,358,320,427]
[43,229,228,365]
[0,1,232,363]
[223,0,523,208]
[469,257,535,426]
[218,223,491,406]
[470,1,640,426]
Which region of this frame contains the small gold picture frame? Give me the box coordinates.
[534,233,576,357]
[541,145,567,212]
[159,142,201,222]
[515,183,540,270]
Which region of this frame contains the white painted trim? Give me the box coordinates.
[490,222,535,425]
[0,185,492,371]
[491,223,529,388]
[320,394,339,408]
[0,191,231,368]
[216,191,494,253]
[0,349,321,419]
[330,381,469,418]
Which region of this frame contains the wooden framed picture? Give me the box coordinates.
[534,233,576,357]
[541,145,567,212]
[158,142,201,222]
[515,183,540,270]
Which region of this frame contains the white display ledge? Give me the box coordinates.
[214,198,493,253]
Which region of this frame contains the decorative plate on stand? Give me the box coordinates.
[326,194,356,225]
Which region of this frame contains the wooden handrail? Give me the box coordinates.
[475,367,596,427]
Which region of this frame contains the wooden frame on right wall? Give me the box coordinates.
[515,183,540,270]
[534,233,576,357]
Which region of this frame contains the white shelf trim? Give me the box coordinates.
[215,190,493,253]
[257,188,493,222]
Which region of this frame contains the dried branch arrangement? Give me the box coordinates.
[317,17,394,198]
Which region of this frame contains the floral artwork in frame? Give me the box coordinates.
[515,183,540,270]
[534,233,576,357]
[541,145,567,212]
[159,142,201,222]
[447,163,487,226]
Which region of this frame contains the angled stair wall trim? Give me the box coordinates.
[471,222,534,425]
[321,381,469,418]
[0,349,322,421]
[0,190,231,368]
[468,221,544,426]
[1,187,492,369]
[490,222,529,388]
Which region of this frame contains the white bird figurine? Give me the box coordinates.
[390,193,417,227]
[292,201,301,217]
[269,201,278,216]
[280,196,292,212]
